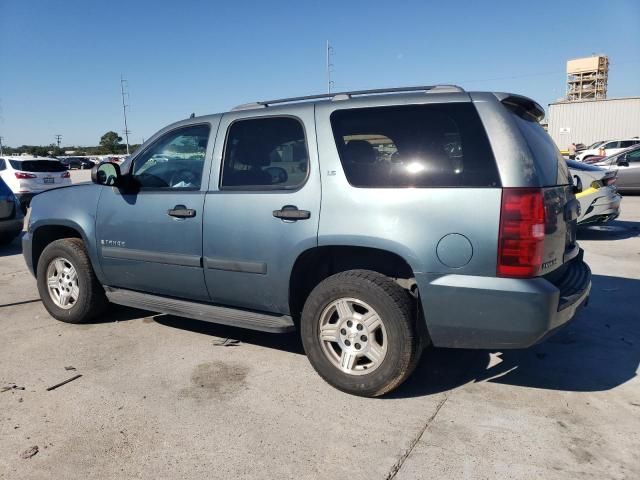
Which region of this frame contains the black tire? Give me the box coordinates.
[37,238,107,323]
[301,270,422,397]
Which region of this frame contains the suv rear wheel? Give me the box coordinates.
[301,270,421,397]
[37,238,107,323]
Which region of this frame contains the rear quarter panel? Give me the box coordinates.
[314,95,501,277]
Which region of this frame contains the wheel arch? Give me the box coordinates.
[30,221,99,279]
[288,245,417,321]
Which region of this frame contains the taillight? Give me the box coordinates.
[61,171,70,178]
[15,172,37,179]
[497,188,545,278]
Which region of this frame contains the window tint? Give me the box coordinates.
[619,140,637,148]
[221,117,309,189]
[603,142,618,149]
[132,124,210,189]
[626,148,640,163]
[9,160,67,172]
[0,159,5,171]
[330,104,500,188]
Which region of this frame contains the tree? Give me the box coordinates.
[99,131,122,154]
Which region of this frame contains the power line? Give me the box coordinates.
[120,75,131,155]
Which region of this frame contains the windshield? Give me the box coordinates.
[9,160,67,172]
[587,141,604,150]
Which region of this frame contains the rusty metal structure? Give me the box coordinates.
[566,55,609,101]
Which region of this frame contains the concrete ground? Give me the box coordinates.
[1,172,638,479]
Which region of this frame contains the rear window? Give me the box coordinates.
[330,103,500,188]
[507,111,570,186]
[9,160,67,172]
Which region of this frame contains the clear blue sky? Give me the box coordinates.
[1,0,638,147]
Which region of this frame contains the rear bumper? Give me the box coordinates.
[417,252,591,349]
[578,189,621,225]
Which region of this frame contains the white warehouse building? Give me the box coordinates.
[547,97,640,151]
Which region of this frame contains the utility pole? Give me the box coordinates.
[55,134,62,148]
[0,136,4,156]
[326,40,334,93]
[120,75,131,155]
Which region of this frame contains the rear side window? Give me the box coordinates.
[507,111,570,185]
[9,160,67,172]
[330,103,500,188]
[221,117,309,189]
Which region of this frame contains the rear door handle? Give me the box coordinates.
[273,205,311,221]
[168,204,196,218]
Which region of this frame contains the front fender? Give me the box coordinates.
[27,184,106,283]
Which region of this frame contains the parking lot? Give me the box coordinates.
[1,171,638,479]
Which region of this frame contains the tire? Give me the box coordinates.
[301,270,422,397]
[37,238,107,323]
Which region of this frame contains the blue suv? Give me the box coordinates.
[23,86,591,396]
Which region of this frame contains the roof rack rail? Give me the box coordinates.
[232,84,464,111]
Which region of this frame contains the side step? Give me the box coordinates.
[104,287,295,333]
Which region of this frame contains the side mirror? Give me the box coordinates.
[91,162,121,186]
[617,155,629,167]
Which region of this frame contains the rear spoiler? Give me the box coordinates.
[494,93,545,122]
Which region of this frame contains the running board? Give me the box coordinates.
[104,287,295,333]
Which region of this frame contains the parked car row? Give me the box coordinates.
[0,156,72,212]
[574,138,640,161]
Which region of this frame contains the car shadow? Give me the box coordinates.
[152,314,305,355]
[390,274,640,398]
[577,220,640,241]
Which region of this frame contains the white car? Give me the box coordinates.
[0,156,71,211]
[576,139,640,162]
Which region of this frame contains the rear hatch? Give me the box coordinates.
[9,160,69,190]
[499,96,579,278]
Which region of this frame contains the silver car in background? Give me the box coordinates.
[593,144,640,193]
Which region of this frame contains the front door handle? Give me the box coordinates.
[273,205,311,221]
[168,204,196,218]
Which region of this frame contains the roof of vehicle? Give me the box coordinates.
[601,142,640,159]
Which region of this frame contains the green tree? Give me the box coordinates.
[99,131,122,154]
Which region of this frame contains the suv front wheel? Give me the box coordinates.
[301,270,422,397]
[37,238,107,323]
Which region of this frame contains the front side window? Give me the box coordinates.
[132,124,210,190]
[330,104,500,188]
[221,117,309,189]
